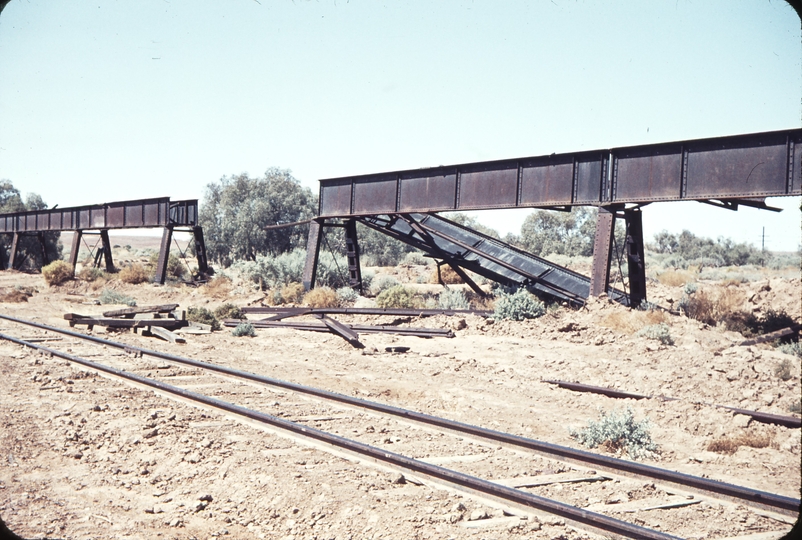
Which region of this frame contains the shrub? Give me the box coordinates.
[303,287,339,308]
[402,251,429,266]
[278,282,305,304]
[41,260,73,286]
[570,408,658,460]
[601,309,667,334]
[360,270,374,292]
[635,323,674,346]
[77,266,107,282]
[167,254,188,280]
[773,359,794,381]
[118,264,149,284]
[376,285,418,308]
[437,288,470,310]
[778,342,802,359]
[369,275,400,296]
[235,249,306,289]
[683,282,698,295]
[187,306,220,331]
[214,303,244,321]
[493,289,545,321]
[316,251,349,289]
[98,289,136,307]
[231,323,256,337]
[336,286,359,304]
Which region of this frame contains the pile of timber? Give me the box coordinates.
[222,306,488,348]
[63,304,210,344]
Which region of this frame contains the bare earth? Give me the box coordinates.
[0,265,800,539]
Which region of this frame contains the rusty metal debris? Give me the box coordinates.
[63,304,191,343]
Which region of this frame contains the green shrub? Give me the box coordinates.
[774,358,794,380]
[167,254,188,280]
[570,408,658,460]
[231,323,256,337]
[336,286,359,304]
[683,282,698,295]
[778,342,802,359]
[376,285,417,308]
[402,251,429,266]
[635,323,674,346]
[41,261,73,286]
[214,303,244,320]
[187,306,220,331]
[492,289,545,321]
[369,275,400,297]
[98,289,136,307]
[437,288,470,310]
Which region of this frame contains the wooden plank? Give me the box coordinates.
[493,473,610,488]
[66,317,188,329]
[737,324,801,346]
[585,495,700,513]
[144,326,186,344]
[101,304,180,318]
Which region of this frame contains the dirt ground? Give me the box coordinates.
[0,250,800,539]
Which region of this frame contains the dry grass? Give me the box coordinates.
[707,432,772,455]
[430,265,463,285]
[203,276,233,298]
[0,289,29,303]
[118,264,150,284]
[656,269,695,287]
[684,285,747,327]
[303,287,339,308]
[601,308,669,334]
[279,282,306,304]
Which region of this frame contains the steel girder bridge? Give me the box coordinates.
[0,197,208,284]
[303,128,802,307]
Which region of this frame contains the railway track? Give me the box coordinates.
[0,313,797,539]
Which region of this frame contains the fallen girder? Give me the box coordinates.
[240,306,493,320]
[225,318,454,340]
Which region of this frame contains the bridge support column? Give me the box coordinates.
[8,233,20,270]
[98,229,114,272]
[302,220,322,291]
[69,230,83,273]
[154,226,173,284]
[624,209,646,308]
[589,207,616,298]
[344,219,362,293]
[192,226,209,275]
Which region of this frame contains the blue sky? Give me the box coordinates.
[0,1,800,250]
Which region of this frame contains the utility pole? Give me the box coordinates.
[761,227,766,252]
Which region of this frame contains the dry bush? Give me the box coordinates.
[656,269,694,287]
[303,287,339,308]
[41,260,73,286]
[279,282,305,304]
[118,264,150,284]
[204,276,233,298]
[430,265,463,285]
[601,309,668,334]
[683,286,747,327]
[77,266,106,282]
[707,432,772,455]
[0,289,29,303]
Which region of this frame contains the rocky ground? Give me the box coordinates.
[0,252,799,540]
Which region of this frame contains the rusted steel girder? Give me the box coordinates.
[317,129,801,217]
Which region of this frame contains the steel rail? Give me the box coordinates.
[0,313,798,516]
[543,380,802,429]
[240,306,494,318]
[227,319,455,338]
[1,331,682,540]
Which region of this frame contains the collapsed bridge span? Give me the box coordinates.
[304,128,802,306]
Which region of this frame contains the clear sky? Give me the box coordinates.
[1,1,800,250]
